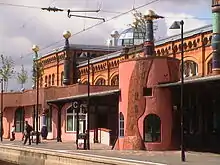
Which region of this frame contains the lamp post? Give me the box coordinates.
[78,52,91,150]
[32,44,40,145]
[169,20,185,162]
[0,79,3,142]
[87,53,90,150]
[63,30,71,85]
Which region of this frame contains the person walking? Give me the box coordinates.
[23,121,33,145]
[10,125,15,141]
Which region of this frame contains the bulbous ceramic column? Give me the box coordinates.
[63,30,71,85]
[212,1,220,74]
[143,10,164,57]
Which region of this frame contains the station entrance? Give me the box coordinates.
[169,78,220,153]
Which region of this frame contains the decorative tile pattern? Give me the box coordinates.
[123,58,153,150]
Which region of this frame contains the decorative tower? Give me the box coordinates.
[114,10,180,151]
[143,10,164,57]
[212,0,220,74]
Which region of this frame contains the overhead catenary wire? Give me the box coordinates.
[0,2,42,9]
[9,0,161,61]
[0,2,99,12]
[0,1,212,20]
[0,0,212,62]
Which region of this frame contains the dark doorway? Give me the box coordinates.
[97,112,108,128]
[171,82,220,153]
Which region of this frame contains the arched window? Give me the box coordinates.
[52,74,55,86]
[144,114,161,142]
[95,78,106,85]
[119,112,124,137]
[61,71,64,86]
[207,58,212,74]
[66,107,77,132]
[111,75,119,86]
[45,76,48,87]
[48,75,51,86]
[15,107,24,132]
[181,60,198,77]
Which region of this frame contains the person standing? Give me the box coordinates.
[10,125,15,141]
[23,121,33,145]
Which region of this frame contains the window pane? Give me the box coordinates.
[134,33,139,37]
[120,129,124,137]
[145,133,152,142]
[46,116,52,132]
[67,115,73,131]
[119,113,124,137]
[123,39,130,44]
[20,121,24,132]
[74,116,77,131]
[15,109,24,132]
[46,108,52,132]
[15,122,21,132]
[144,114,161,142]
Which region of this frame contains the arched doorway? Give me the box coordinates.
[144,114,161,142]
[15,107,25,132]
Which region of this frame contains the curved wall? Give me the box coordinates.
[116,56,179,151]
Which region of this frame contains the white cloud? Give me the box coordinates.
[0,0,212,90]
[164,13,208,36]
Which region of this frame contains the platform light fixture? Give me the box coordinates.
[32,44,40,145]
[170,20,186,162]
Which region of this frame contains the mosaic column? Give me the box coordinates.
[212,1,220,74]
[63,31,72,85]
[144,20,155,56]
[63,38,71,85]
[143,10,164,57]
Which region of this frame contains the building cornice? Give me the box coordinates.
[78,24,212,67]
[155,24,212,46]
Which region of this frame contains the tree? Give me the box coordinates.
[0,54,15,91]
[17,65,28,89]
[32,60,44,88]
[129,9,158,41]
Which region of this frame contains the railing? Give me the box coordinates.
[212,0,220,6]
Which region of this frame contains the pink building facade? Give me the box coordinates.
[2,85,119,146]
[1,56,182,151]
[114,56,180,151]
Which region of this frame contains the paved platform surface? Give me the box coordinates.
[0,160,17,165]
[1,140,220,165]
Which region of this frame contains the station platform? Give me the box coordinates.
[0,140,219,165]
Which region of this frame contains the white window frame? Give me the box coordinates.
[119,112,124,137]
[66,109,77,132]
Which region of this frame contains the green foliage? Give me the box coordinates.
[17,65,28,88]
[32,60,44,86]
[129,9,147,37]
[129,9,158,40]
[0,54,15,91]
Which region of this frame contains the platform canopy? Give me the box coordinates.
[156,75,220,88]
[47,89,120,104]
